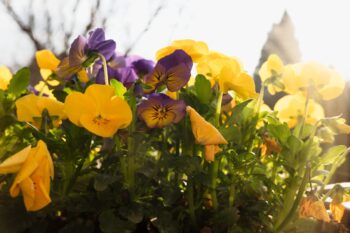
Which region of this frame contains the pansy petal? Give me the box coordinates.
[94,40,116,61]
[16,95,42,122]
[64,92,97,126]
[0,146,31,174]
[56,57,82,79]
[35,50,60,70]
[69,36,88,67]
[77,69,89,83]
[84,84,115,111]
[87,28,106,49]
[28,177,51,211]
[186,106,227,145]
[17,177,35,210]
[0,66,12,90]
[80,114,122,137]
[204,145,221,162]
[166,63,191,92]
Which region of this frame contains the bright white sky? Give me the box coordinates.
[1,0,350,79]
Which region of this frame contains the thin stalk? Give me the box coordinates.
[186,180,198,230]
[64,155,87,196]
[98,53,109,85]
[275,166,310,232]
[210,91,223,210]
[126,94,137,198]
[255,83,265,113]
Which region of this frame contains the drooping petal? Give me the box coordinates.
[0,146,31,174]
[186,106,227,145]
[69,36,88,67]
[17,177,35,209]
[56,57,82,79]
[204,145,221,162]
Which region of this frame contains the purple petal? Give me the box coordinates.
[95,66,117,84]
[94,40,116,60]
[87,28,106,49]
[165,63,191,92]
[158,49,193,71]
[115,67,138,88]
[222,93,233,106]
[69,36,88,67]
[132,59,155,75]
[109,54,126,69]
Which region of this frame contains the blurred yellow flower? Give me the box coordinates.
[0,140,54,211]
[274,94,324,128]
[258,54,284,94]
[36,50,60,86]
[218,62,257,99]
[282,62,345,100]
[196,52,257,98]
[64,84,132,137]
[186,106,227,161]
[330,201,345,223]
[156,39,209,62]
[16,94,66,128]
[0,66,12,90]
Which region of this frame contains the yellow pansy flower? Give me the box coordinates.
[0,140,54,211]
[217,62,257,99]
[259,54,284,94]
[282,62,345,100]
[0,66,12,90]
[274,94,325,128]
[186,106,227,161]
[16,94,66,128]
[156,39,209,62]
[64,84,132,137]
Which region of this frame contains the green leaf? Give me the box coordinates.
[287,135,303,155]
[110,79,127,99]
[320,145,347,165]
[94,174,118,192]
[267,123,290,144]
[194,74,212,104]
[8,68,30,97]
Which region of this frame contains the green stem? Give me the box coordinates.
[275,165,310,232]
[255,83,265,113]
[187,180,198,230]
[126,94,137,198]
[98,53,109,85]
[210,91,224,210]
[65,156,87,196]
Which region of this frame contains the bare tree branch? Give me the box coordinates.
[83,0,101,35]
[1,0,44,50]
[124,3,164,56]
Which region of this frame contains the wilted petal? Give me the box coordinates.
[56,57,82,79]
[69,36,88,67]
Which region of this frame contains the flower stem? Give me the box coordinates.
[210,91,224,210]
[98,53,109,85]
[126,94,137,199]
[186,180,198,230]
[255,83,265,113]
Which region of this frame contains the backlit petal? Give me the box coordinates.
[35,50,60,70]
[64,92,97,126]
[0,146,31,174]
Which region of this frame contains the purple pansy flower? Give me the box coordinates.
[144,49,192,93]
[57,28,116,79]
[137,93,186,128]
[96,66,138,89]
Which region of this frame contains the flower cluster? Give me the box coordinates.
[0,28,348,233]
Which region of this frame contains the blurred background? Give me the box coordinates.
[0,0,349,180]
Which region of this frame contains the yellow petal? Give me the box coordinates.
[37,95,66,120]
[259,54,284,82]
[16,95,42,122]
[0,146,31,174]
[156,40,209,62]
[18,177,35,210]
[330,201,345,223]
[27,176,51,211]
[140,108,176,128]
[64,92,97,126]
[318,70,345,100]
[0,66,12,90]
[204,145,221,162]
[85,84,115,112]
[186,106,227,145]
[35,50,60,70]
[77,69,89,83]
[80,114,126,138]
